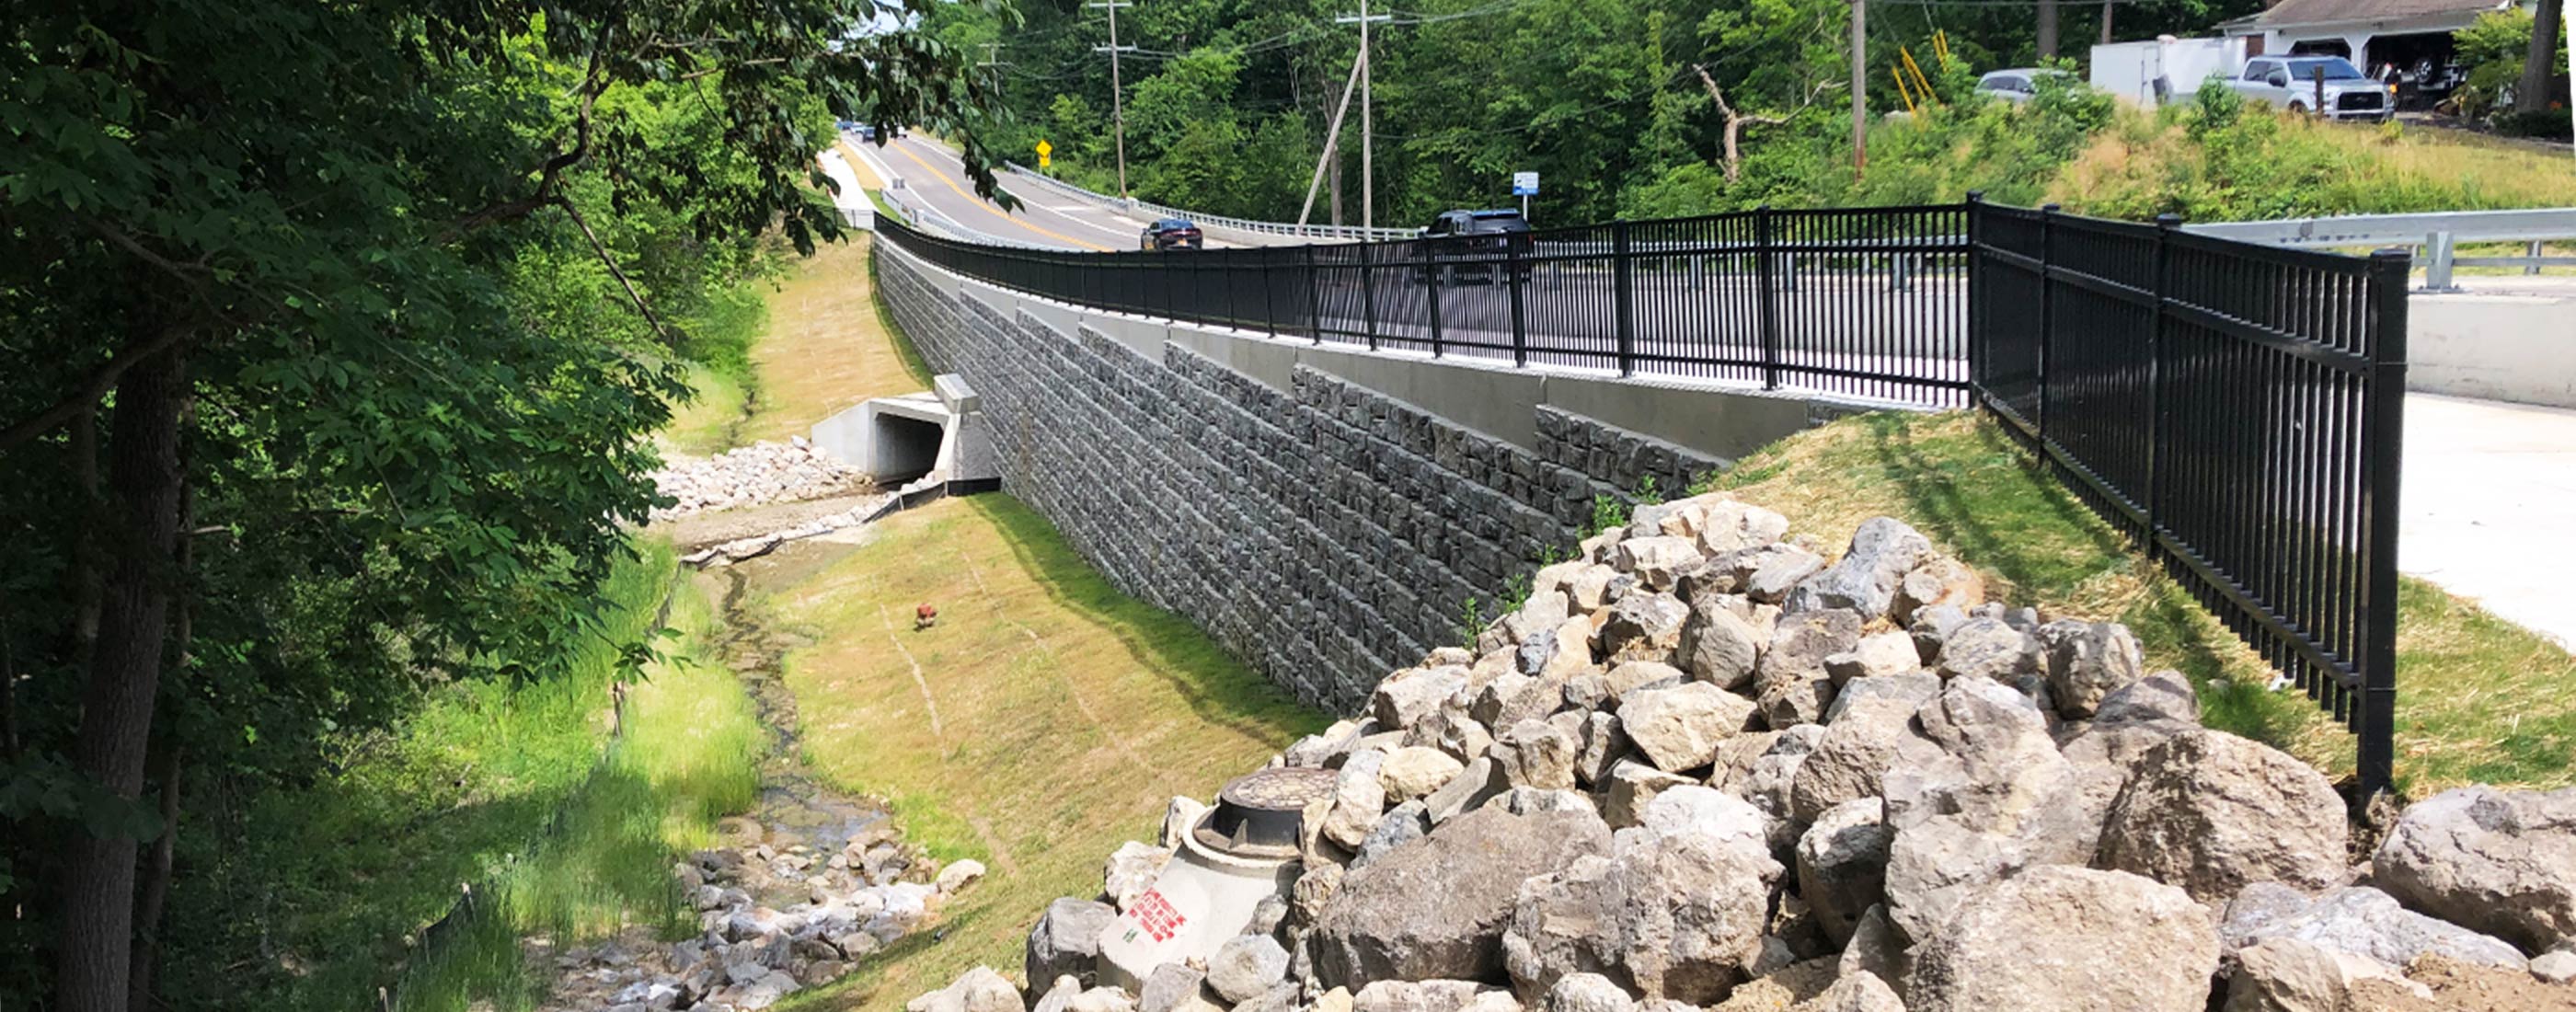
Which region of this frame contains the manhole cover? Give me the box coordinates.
[1198,767,1339,857]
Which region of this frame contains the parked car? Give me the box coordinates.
[2226,56,2394,121]
[1974,67,2073,103]
[852,123,906,142]
[1142,218,1203,250]
[1416,208,1533,284]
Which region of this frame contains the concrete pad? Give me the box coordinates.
[2400,393,2576,650]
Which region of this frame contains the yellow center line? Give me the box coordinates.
[891,142,1112,252]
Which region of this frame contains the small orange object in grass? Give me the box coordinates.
[914,603,938,631]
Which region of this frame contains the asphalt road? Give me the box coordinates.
[848,134,1150,252]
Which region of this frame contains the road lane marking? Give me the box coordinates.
[891,142,1113,251]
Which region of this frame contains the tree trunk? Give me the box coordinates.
[2100,1,2115,46]
[129,742,183,1010]
[55,339,189,1012]
[2038,0,2061,61]
[2521,0,2564,113]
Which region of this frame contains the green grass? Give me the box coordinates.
[751,496,1323,1011]
[390,554,764,1010]
[1704,410,2576,794]
[164,543,684,1010]
[661,362,753,456]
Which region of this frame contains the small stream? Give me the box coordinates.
[697,537,889,903]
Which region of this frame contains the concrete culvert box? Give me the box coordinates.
[1096,767,1338,991]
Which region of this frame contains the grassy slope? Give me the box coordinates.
[2049,109,2576,222]
[769,496,1322,1011]
[1707,410,2575,794]
[736,235,935,445]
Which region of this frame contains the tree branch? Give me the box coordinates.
[0,325,193,454]
[552,195,679,349]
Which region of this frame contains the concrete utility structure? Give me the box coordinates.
[1095,768,1336,992]
[810,373,996,495]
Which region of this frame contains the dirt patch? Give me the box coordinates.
[2340,954,2576,1010]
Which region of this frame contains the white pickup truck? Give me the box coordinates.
[2226,55,2396,121]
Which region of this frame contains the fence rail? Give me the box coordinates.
[875,196,2411,794]
[2184,206,2576,290]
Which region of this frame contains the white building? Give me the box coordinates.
[2215,0,2517,76]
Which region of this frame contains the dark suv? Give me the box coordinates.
[1141,218,1203,250]
[1418,209,1533,284]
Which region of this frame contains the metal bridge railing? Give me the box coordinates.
[2184,206,2576,290]
[998,162,1417,244]
[873,198,2414,795]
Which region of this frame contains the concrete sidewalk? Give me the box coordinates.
[2400,392,2576,650]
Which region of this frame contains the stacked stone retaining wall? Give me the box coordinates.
[876,249,1726,710]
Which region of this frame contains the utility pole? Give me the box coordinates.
[1336,0,1391,231]
[1299,48,1369,227]
[1850,0,1867,179]
[978,42,1009,104]
[1089,0,1135,199]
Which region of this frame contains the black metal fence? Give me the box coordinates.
[875,198,2409,793]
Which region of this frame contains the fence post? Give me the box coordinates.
[1614,221,1637,376]
[2149,213,2181,535]
[1425,240,1446,358]
[1963,192,1983,400]
[1756,206,1780,390]
[2037,203,2060,440]
[1508,237,1529,367]
[2424,230,2457,291]
[2357,246,2411,799]
[1305,244,1323,344]
[1361,240,1381,351]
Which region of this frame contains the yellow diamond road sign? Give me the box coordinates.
[1036,139,1053,167]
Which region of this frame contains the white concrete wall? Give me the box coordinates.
[2407,292,2576,409]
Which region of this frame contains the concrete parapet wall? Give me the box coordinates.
[2408,292,2576,410]
[874,242,1869,709]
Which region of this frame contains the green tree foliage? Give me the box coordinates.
[0,2,990,1009]
[922,0,2271,225]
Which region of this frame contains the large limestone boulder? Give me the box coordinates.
[1795,798,1892,946]
[1616,683,1758,773]
[2036,620,2143,719]
[2373,785,2576,955]
[1351,980,1519,1012]
[1892,558,1984,625]
[1903,867,2219,1012]
[910,967,1027,1012]
[1601,592,1692,666]
[1543,973,1635,1012]
[2091,669,2199,726]
[1880,815,2035,943]
[2095,730,2347,903]
[1139,964,1219,1012]
[1784,517,1933,619]
[1321,749,1394,852]
[1932,618,2040,684]
[1206,935,1291,1004]
[1679,597,1765,692]
[1504,855,1627,996]
[1615,536,1703,592]
[1787,696,1920,824]
[1602,760,1695,829]
[1383,746,1470,801]
[2221,937,2428,1012]
[1493,719,1580,792]
[1695,499,1790,556]
[2219,882,2527,971]
[1795,973,1906,1012]
[1375,666,1472,731]
[1312,805,1615,989]
[1754,610,1863,728]
[1027,897,1119,987]
[1103,842,1173,911]
[1507,788,1781,1004]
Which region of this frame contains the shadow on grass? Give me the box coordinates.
[962,494,1327,743]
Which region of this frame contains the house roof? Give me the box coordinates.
[2219,0,2508,29]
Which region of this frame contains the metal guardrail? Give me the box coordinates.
[999,162,1417,244]
[2184,207,2576,291]
[877,198,2414,795]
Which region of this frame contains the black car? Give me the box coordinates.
[1418,208,1533,284]
[1142,218,1203,251]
